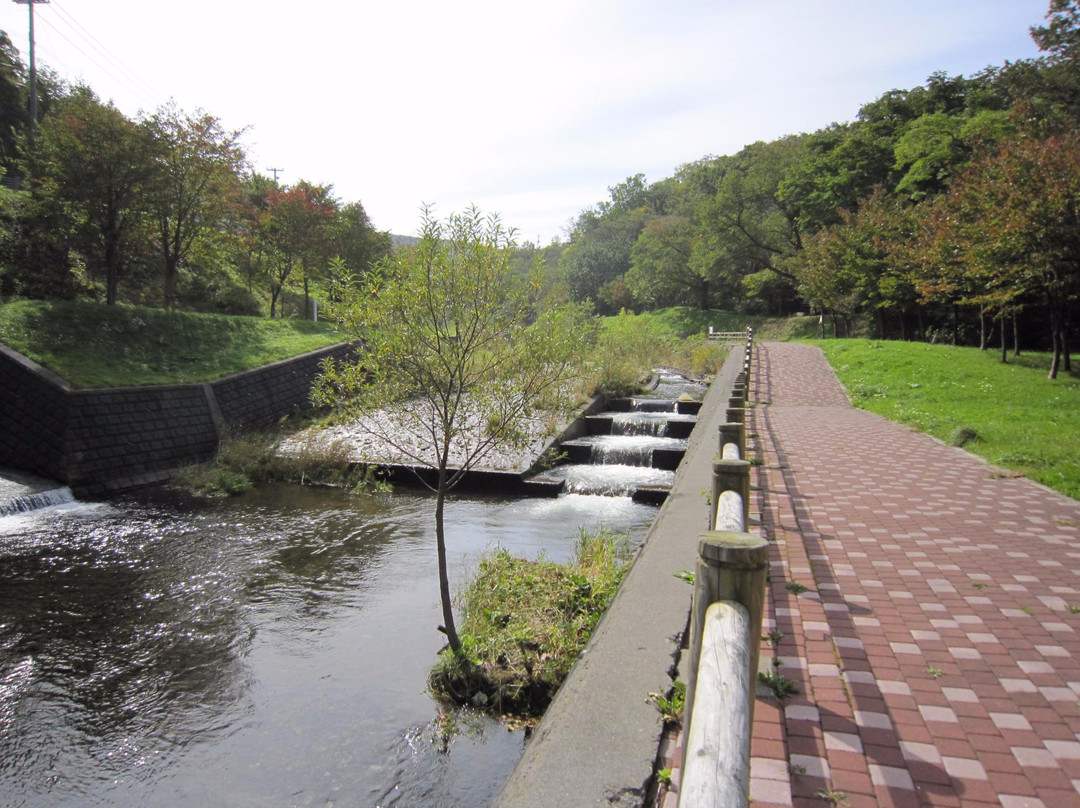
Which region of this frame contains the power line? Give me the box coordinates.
[47,0,161,103]
[23,1,164,112]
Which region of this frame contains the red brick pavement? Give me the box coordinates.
[745,342,1080,808]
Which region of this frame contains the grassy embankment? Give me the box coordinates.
[814,339,1080,501]
[0,299,343,388]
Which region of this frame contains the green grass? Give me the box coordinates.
[611,306,820,341]
[814,339,1080,501]
[0,299,344,388]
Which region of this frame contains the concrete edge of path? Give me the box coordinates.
[491,349,743,808]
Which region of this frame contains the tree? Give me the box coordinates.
[313,207,592,656]
[625,215,704,308]
[28,86,156,304]
[557,177,652,312]
[921,128,1080,376]
[144,103,246,308]
[332,200,391,279]
[258,180,338,317]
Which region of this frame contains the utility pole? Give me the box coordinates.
[267,167,283,182]
[13,0,49,133]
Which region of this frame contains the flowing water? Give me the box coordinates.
[0,484,658,808]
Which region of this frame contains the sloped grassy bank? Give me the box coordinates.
[428,528,631,721]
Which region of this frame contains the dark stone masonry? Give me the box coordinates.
[0,341,353,497]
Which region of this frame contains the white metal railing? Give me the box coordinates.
[706,325,751,341]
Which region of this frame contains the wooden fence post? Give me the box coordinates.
[684,531,770,737]
[712,459,751,531]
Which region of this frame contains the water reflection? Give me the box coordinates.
[0,483,657,808]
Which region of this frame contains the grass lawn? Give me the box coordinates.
[813,339,1080,501]
[0,299,345,388]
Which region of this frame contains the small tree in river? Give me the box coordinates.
[313,207,593,656]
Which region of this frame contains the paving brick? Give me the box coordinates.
[738,343,1080,808]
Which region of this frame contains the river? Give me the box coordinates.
[0,483,658,808]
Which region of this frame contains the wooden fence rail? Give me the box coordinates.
[680,329,765,808]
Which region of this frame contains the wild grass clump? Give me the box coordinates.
[589,309,730,396]
[592,310,675,396]
[949,426,980,448]
[170,422,367,497]
[429,527,632,719]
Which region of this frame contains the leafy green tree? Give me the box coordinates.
[557,175,657,312]
[28,86,156,304]
[1031,0,1080,112]
[144,103,246,308]
[258,180,338,317]
[688,138,808,312]
[313,207,593,656]
[920,128,1080,375]
[332,200,391,278]
[625,215,704,308]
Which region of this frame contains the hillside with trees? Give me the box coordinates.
[552,1,1080,378]
[0,31,391,317]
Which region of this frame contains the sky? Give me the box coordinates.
[0,0,1053,244]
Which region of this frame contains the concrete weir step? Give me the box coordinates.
[584,414,696,439]
[557,439,686,471]
[605,398,703,415]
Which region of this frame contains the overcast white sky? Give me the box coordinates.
[0,0,1051,243]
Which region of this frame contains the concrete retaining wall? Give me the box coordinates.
[0,340,353,497]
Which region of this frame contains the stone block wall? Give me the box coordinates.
[212,344,353,429]
[64,385,221,496]
[0,341,355,497]
[0,344,70,481]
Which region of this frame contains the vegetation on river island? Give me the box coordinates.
[428,527,631,720]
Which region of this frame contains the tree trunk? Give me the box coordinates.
[105,236,119,305]
[952,304,959,346]
[1048,296,1062,380]
[1000,313,1007,364]
[435,465,462,655]
[1064,309,1072,373]
[1013,314,1021,357]
[979,308,988,350]
[303,270,311,321]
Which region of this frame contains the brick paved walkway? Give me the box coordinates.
[746,342,1080,808]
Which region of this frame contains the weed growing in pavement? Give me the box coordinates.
[649,681,686,726]
[785,581,810,595]
[759,668,800,700]
[815,788,849,806]
[926,666,945,678]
